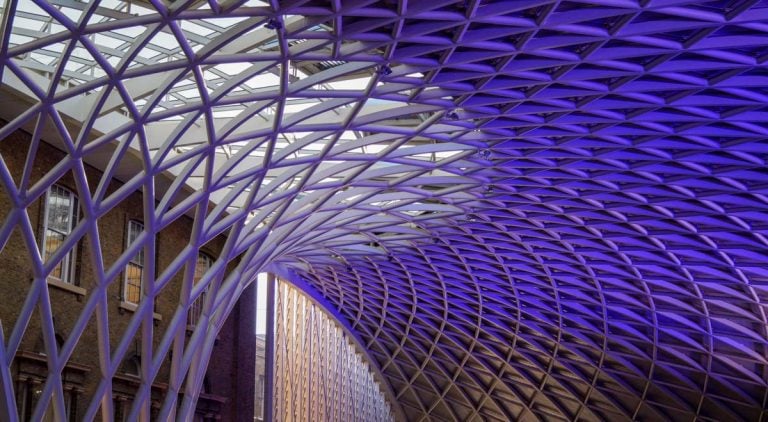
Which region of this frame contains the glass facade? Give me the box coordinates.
[272,279,393,422]
[251,274,392,421]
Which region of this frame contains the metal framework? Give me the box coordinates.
[0,0,766,420]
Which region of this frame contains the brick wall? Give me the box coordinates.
[0,126,255,420]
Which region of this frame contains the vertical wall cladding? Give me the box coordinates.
[2,0,768,421]
[273,279,394,422]
[0,128,254,420]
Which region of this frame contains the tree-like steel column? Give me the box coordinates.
[0,0,767,421]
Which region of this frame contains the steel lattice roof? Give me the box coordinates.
[1,0,767,420]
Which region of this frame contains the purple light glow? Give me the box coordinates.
[0,0,767,421]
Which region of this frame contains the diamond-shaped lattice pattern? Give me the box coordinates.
[1,0,767,421]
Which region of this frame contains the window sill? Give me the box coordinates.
[118,301,163,321]
[47,278,87,297]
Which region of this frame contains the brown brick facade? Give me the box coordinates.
[0,126,255,421]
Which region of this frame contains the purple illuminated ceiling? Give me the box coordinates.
[1,0,767,420]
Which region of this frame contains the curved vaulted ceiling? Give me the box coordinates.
[1,0,768,420]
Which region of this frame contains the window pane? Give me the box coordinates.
[188,253,213,326]
[125,263,142,303]
[44,230,65,260]
[127,221,144,266]
[44,185,76,283]
[48,185,73,233]
[124,221,144,304]
[127,222,140,244]
[194,253,212,285]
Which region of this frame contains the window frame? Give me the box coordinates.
[41,184,78,285]
[123,220,144,305]
[17,378,75,421]
[188,251,214,327]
